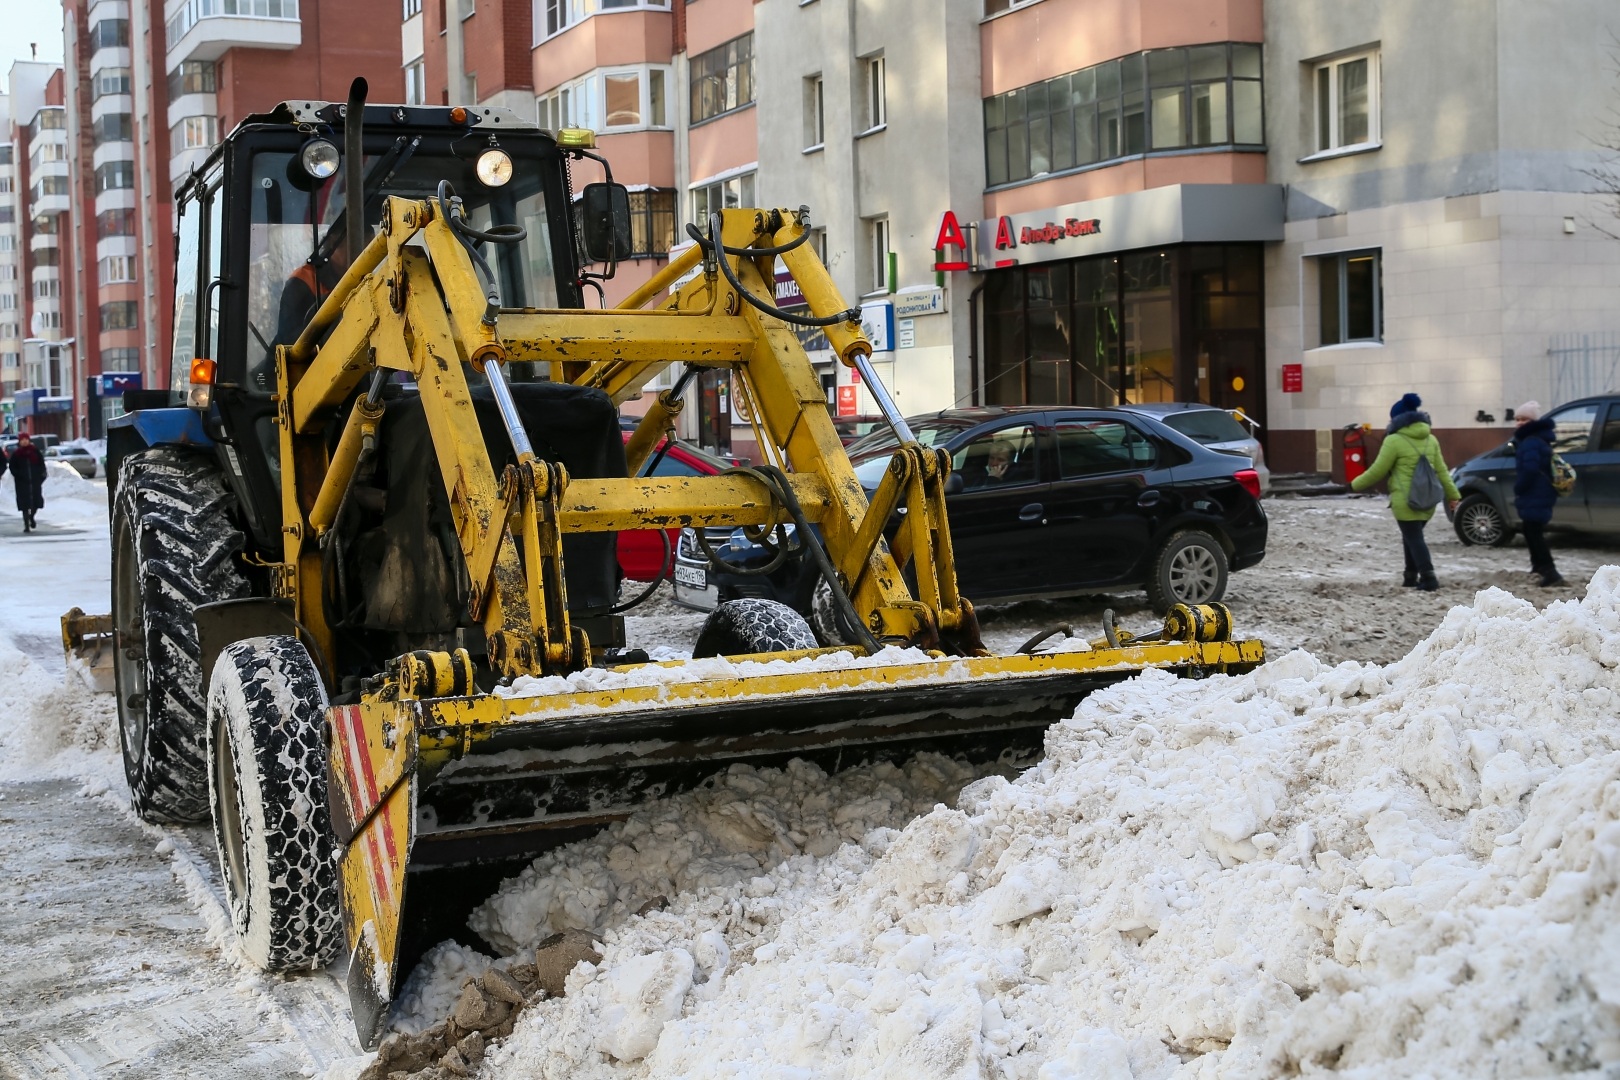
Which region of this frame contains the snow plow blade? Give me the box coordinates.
[327,632,1263,1046]
[61,608,115,694]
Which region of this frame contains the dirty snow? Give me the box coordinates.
[472,570,1620,1079]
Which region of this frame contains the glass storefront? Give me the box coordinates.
[981,242,1264,422]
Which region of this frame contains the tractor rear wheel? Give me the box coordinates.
[208,635,343,972]
[693,599,818,658]
[112,448,251,823]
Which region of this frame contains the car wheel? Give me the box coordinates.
[805,577,858,647]
[693,599,818,657]
[1454,494,1513,547]
[1146,531,1229,612]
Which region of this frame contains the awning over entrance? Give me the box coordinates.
[976,184,1284,269]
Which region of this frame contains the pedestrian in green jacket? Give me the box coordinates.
[1349,393,1460,591]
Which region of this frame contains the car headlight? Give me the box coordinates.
[299,138,340,180]
[476,148,513,187]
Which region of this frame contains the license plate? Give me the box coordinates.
[673,564,707,589]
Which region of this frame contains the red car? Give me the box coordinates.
[616,433,731,580]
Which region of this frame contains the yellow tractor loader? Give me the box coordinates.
[85,80,1261,1046]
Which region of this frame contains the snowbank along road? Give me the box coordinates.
[2,479,1618,1077]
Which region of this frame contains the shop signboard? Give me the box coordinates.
[860,301,894,353]
[39,396,74,414]
[99,372,142,396]
[13,388,40,419]
[836,385,858,417]
[1282,364,1303,393]
[974,184,1284,270]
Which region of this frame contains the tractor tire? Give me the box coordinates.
[1454,494,1514,547]
[208,636,343,972]
[693,599,818,658]
[113,448,251,823]
[1145,530,1229,613]
[805,577,857,648]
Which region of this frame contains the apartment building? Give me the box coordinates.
[29,0,403,439]
[0,89,19,407]
[1262,0,1620,473]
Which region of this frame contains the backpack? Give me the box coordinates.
[1552,452,1577,497]
[1406,449,1444,511]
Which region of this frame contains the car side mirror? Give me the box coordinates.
[943,472,964,495]
[580,182,633,263]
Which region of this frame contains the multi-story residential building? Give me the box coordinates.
[1261,0,1620,473]
[44,0,404,439]
[18,65,75,438]
[0,88,21,410]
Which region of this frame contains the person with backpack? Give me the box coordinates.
[1349,392,1461,591]
[1510,401,1566,587]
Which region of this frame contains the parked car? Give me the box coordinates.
[673,406,1268,638]
[1450,394,1620,546]
[833,416,887,446]
[1121,403,1269,494]
[615,430,733,579]
[1,433,59,455]
[46,445,98,479]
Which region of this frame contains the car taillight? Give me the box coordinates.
[1234,469,1261,498]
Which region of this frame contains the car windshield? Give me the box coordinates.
[245,139,560,390]
[1159,409,1250,444]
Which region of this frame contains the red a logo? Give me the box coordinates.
[993,216,1016,250]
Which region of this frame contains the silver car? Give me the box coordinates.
[45,445,98,479]
[1122,403,1269,494]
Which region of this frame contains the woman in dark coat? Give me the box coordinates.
[10,434,46,532]
[1511,401,1564,587]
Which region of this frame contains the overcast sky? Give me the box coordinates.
[4,1,66,86]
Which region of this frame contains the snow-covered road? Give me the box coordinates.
[1,477,1617,1077]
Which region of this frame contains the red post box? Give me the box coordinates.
[1343,424,1369,483]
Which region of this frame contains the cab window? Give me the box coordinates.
[951,423,1039,490]
[643,452,703,478]
[1055,419,1156,477]
[1600,404,1620,451]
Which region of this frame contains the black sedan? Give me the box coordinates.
[1450,394,1620,546]
[671,406,1268,637]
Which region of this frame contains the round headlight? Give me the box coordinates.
[300,138,340,180]
[476,148,513,188]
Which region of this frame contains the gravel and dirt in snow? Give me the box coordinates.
[4,486,1619,1078]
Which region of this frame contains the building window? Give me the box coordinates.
[167,1,299,44]
[93,113,134,145]
[93,67,132,100]
[1314,51,1379,153]
[92,18,130,49]
[1,352,18,368]
[1318,250,1381,345]
[100,300,139,331]
[102,346,141,369]
[99,255,137,285]
[863,55,886,131]
[0,292,15,310]
[604,71,642,126]
[690,33,754,124]
[404,0,422,15]
[539,66,671,131]
[36,279,61,299]
[0,266,14,281]
[97,208,138,239]
[0,178,10,193]
[171,116,219,151]
[984,44,1262,188]
[33,246,60,264]
[405,59,426,105]
[804,75,824,149]
[31,176,69,201]
[0,147,9,165]
[691,172,754,226]
[167,60,216,101]
[0,235,12,251]
[626,189,675,257]
[867,216,891,295]
[541,0,669,40]
[984,0,1037,13]
[30,143,67,170]
[0,209,11,226]
[96,160,136,193]
[28,108,66,139]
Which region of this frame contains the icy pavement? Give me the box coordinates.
[0,482,365,1080]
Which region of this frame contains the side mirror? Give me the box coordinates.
[943,472,964,495]
[580,182,633,264]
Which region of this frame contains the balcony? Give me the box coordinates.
[165,0,300,70]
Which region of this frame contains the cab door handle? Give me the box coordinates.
[1019,502,1044,523]
[1137,490,1162,508]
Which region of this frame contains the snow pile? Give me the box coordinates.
[0,637,118,781]
[475,575,1620,1079]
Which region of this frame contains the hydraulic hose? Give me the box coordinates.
[436,180,527,323]
[685,219,861,329]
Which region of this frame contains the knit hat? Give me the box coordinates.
[1514,400,1542,422]
[1390,392,1422,418]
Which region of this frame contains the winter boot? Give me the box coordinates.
[1417,573,1439,592]
[1402,571,1419,587]
[1539,572,1567,588]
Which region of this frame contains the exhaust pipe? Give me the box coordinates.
[345,77,368,273]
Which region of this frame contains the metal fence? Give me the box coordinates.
[1549,332,1620,404]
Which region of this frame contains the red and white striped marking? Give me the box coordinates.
[334,705,401,915]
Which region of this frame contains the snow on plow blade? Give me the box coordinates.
[61,607,115,694]
[327,634,1264,1046]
